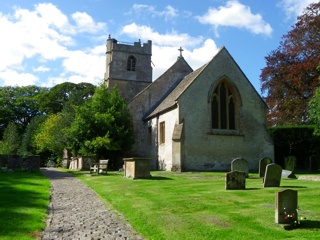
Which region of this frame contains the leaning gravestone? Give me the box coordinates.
[259,157,272,178]
[263,163,282,187]
[281,170,296,179]
[231,158,249,177]
[275,189,298,224]
[225,171,246,190]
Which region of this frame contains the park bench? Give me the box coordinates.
[90,159,109,175]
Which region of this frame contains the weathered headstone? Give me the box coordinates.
[284,156,296,172]
[275,189,298,224]
[259,157,272,178]
[225,171,246,190]
[263,163,282,187]
[309,155,319,172]
[231,158,249,177]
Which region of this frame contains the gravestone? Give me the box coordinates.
[309,155,319,172]
[263,163,282,187]
[259,157,272,178]
[275,189,298,224]
[231,158,249,177]
[225,171,246,190]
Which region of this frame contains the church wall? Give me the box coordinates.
[177,49,274,171]
[157,108,179,171]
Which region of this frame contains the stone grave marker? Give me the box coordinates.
[225,171,246,190]
[275,189,298,224]
[263,163,282,187]
[231,158,249,177]
[259,157,272,178]
[309,155,319,172]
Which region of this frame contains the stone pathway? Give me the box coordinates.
[41,168,143,240]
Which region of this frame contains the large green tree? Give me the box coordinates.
[71,84,134,158]
[260,2,320,126]
[0,86,48,138]
[0,122,20,155]
[37,82,96,114]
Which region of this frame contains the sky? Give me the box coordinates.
[0,0,317,94]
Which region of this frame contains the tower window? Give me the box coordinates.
[211,81,237,130]
[127,56,136,71]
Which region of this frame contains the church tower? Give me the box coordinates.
[104,35,152,102]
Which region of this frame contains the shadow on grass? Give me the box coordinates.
[150,176,173,180]
[299,220,320,229]
[280,185,307,188]
[0,170,50,239]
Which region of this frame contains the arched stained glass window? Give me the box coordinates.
[211,81,236,130]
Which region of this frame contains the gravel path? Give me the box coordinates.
[41,168,143,240]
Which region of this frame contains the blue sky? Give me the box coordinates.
[0,0,316,93]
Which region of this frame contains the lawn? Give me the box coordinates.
[0,169,51,240]
[68,170,320,240]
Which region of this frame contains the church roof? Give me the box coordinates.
[144,46,266,120]
[144,62,207,120]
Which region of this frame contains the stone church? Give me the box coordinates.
[105,36,274,172]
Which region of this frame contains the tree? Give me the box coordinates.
[0,122,20,155]
[33,106,75,157]
[18,115,47,157]
[260,2,320,126]
[70,84,134,158]
[37,82,96,114]
[309,66,320,135]
[0,85,48,138]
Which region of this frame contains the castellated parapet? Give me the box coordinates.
[104,36,153,102]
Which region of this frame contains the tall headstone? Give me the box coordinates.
[259,157,272,178]
[309,155,319,172]
[263,163,282,187]
[231,158,249,177]
[225,171,246,190]
[275,189,298,224]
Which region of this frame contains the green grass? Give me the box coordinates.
[68,170,320,240]
[0,169,51,240]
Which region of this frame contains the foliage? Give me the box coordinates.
[260,2,320,125]
[309,75,320,135]
[18,115,47,157]
[0,122,20,155]
[0,85,48,138]
[71,84,134,158]
[37,82,96,114]
[34,106,75,157]
[0,169,50,240]
[69,170,320,240]
[268,125,320,168]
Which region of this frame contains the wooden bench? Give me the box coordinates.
[90,159,109,175]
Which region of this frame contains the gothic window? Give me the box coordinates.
[211,81,236,130]
[127,56,136,71]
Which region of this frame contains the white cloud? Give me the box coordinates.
[131,4,179,21]
[0,70,38,86]
[33,66,50,72]
[0,3,107,87]
[152,39,220,80]
[121,23,203,47]
[72,12,105,33]
[196,0,273,37]
[277,0,316,19]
